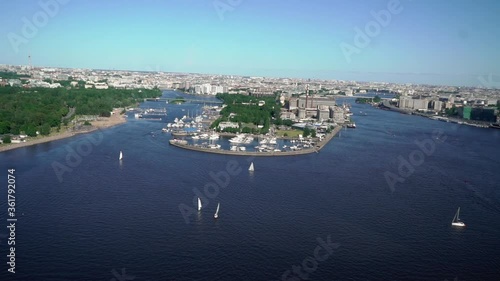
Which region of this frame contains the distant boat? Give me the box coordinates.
[451,207,465,227]
[119,151,123,160]
[214,202,220,219]
[248,162,254,172]
[198,198,202,211]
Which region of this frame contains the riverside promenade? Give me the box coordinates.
[169,126,342,157]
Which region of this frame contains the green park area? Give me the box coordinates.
[210,93,287,134]
[0,86,161,142]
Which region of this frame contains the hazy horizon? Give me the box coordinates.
[1,0,499,88]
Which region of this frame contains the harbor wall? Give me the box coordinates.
[169,126,342,157]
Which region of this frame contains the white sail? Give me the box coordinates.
[214,203,220,219]
[198,198,202,211]
[119,151,123,160]
[451,209,457,224]
[249,162,254,171]
[451,207,465,227]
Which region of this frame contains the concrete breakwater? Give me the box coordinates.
[169,126,342,157]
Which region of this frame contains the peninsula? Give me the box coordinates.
[167,92,351,156]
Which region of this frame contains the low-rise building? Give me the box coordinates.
[94,82,109,89]
[218,122,239,130]
[317,105,330,121]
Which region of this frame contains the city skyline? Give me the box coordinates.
[1,0,499,87]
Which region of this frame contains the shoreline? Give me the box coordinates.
[0,109,127,153]
[169,126,342,157]
[378,102,495,128]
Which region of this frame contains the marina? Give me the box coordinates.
[168,126,342,156]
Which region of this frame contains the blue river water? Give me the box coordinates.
[0,91,499,281]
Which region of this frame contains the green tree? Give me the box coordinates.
[24,126,37,137]
[40,124,51,135]
[445,105,458,116]
[303,127,311,137]
[0,122,10,134]
[2,135,11,143]
[241,127,252,133]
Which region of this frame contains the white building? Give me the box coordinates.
[94,82,109,89]
[218,122,239,130]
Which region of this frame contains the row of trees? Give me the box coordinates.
[0,71,30,79]
[0,87,161,136]
[302,127,316,138]
[355,95,381,104]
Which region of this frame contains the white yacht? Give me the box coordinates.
[209,133,220,140]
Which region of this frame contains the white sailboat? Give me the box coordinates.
[119,151,123,160]
[248,162,254,172]
[198,198,202,211]
[214,203,220,219]
[451,207,465,227]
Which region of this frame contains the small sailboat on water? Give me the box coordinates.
[198,198,202,211]
[214,202,220,219]
[248,162,254,172]
[451,207,465,227]
[119,151,123,160]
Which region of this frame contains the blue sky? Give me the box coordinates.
[1,0,499,87]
